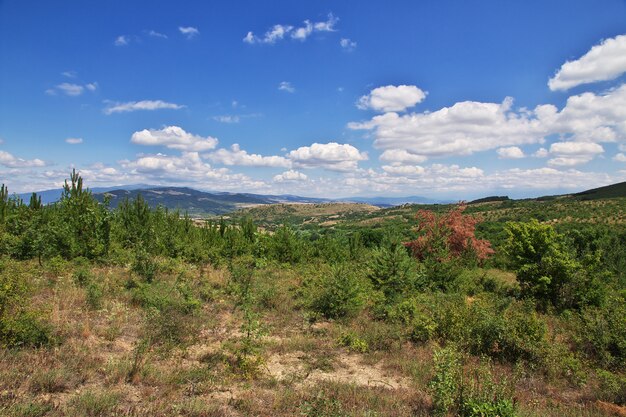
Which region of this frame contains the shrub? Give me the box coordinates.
[430,346,462,416]
[367,240,423,299]
[131,247,158,282]
[337,331,369,353]
[574,296,626,370]
[430,348,517,417]
[305,264,365,320]
[504,220,603,311]
[596,369,626,405]
[0,265,53,348]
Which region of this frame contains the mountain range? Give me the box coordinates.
[14,181,626,216]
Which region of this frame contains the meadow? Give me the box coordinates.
[0,171,625,417]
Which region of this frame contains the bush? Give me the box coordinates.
[0,264,53,348]
[596,369,626,405]
[305,264,365,320]
[574,296,626,370]
[337,331,368,353]
[367,240,423,299]
[430,347,517,417]
[131,248,158,282]
[504,220,603,311]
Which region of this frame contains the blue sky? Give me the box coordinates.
[1,0,626,199]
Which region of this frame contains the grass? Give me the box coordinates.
[0,258,624,416]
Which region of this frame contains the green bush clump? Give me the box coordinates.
[574,296,626,370]
[0,263,53,348]
[430,347,517,417]
[337,331,368,353]
[304,264,366,320]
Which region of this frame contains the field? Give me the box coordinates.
[1,175,626,417]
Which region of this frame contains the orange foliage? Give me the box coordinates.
[404,204,494,262]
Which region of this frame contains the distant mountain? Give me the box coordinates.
[91,187,336,216]
[345,196,450,207]
[17,184,154,205]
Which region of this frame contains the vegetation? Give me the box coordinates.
[0,171,624,416]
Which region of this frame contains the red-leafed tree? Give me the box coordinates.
[404,204,494,263]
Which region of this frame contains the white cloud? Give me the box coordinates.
[61,71,77,78]
[205,144,291,167]
[357,85,427,112]
[497,146,525,159]
[614,153,626,162]
[379,149,427,164]
[0,151,46,168]
[213,115,240,124]
[288,142,368,172]
[104,100,184,114]
[179,26,199,39]
[313,13,338,32]
[292,20,313,40]
[244,24,293,44]
[340,38,357,51]
[273,170,308,182]
[114,35,129,46]
[55,83,84,96]
[147,30,168,39]
[549,34,626,91]
[131,126,218,152]
[65,138,83,145]
[339,164,622,196]
[350,96,545,158]
[244,13,338,44]
[119,152,266,190]
[382,165,425,176]
[46,82,97,96]
[350,84,626,161]
[278,81,295,93]
[534,148,549,158]
[547,141,604,166]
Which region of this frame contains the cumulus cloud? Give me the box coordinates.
[340,38,357,51]
[497,146,525,159]
[614,153,626,162]
[244,13,338,44]
[534,148,549,158]
[288,142,368,172]
[357,85,427,112]
[103,100,184,114]
[350,84,626,161]
[379,149,427,164]
[292,21,313,40]
[273,170,308,182]
[65,138,83,145]
[114,35,129,46]
[118,152,266,190]
[0,151,46,168]
[278,81,295,93]
[131,126,218,152]
[61,71,77,78]
[547,141,604,166]
[179,26,199,39]
[549,34,626,91]
[205,144,291,167]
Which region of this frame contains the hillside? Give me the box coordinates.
[573,181,626,200]
[230,202,381,227]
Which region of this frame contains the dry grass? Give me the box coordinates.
[0,260,621,417]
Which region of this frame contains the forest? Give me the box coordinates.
[1,170,625,417]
